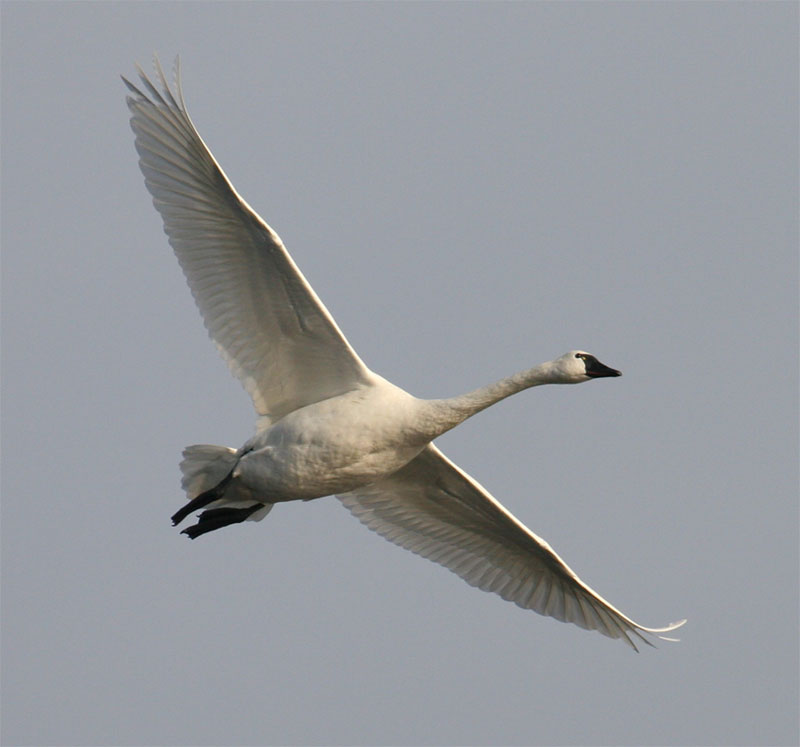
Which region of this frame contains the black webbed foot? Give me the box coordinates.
[181,504,265,539]
[171,469,234,526]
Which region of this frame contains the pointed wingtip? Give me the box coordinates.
[664,618,688,632]
[658,618,687,643]
[642,617,687,634]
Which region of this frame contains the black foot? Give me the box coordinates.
[171,469,234,526]
[181,504,265,539]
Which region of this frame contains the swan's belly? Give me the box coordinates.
[237,440,425,500]
[233,382,432,500]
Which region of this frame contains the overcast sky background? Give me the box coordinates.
[2,3,798,746]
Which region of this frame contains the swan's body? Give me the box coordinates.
[124,58,685,650]
[238,378,427,499]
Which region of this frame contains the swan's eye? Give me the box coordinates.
[575,353,585,360]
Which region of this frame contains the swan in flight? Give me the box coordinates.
[123,58,685,650]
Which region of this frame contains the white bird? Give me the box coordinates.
[124,58,685,650]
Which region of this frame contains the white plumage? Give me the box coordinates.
[124,57,685,650]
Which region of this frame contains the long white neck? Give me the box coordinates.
[416,360,561,440]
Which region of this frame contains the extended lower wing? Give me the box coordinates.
[338,444,685,650]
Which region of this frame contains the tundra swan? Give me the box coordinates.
[123,58,685,650]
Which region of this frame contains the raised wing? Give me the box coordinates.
[124,58,373,423]
[338,445,685,650]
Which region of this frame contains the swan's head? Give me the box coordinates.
[552,351,622,383]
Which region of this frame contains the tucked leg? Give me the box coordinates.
[181,504,265,539]
[171,469,234,526]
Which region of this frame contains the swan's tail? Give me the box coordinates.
[172,444,273,539]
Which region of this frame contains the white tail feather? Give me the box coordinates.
[180,444,238,499]
[179,444,274,522]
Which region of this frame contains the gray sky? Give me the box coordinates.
[2,2,797,746]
